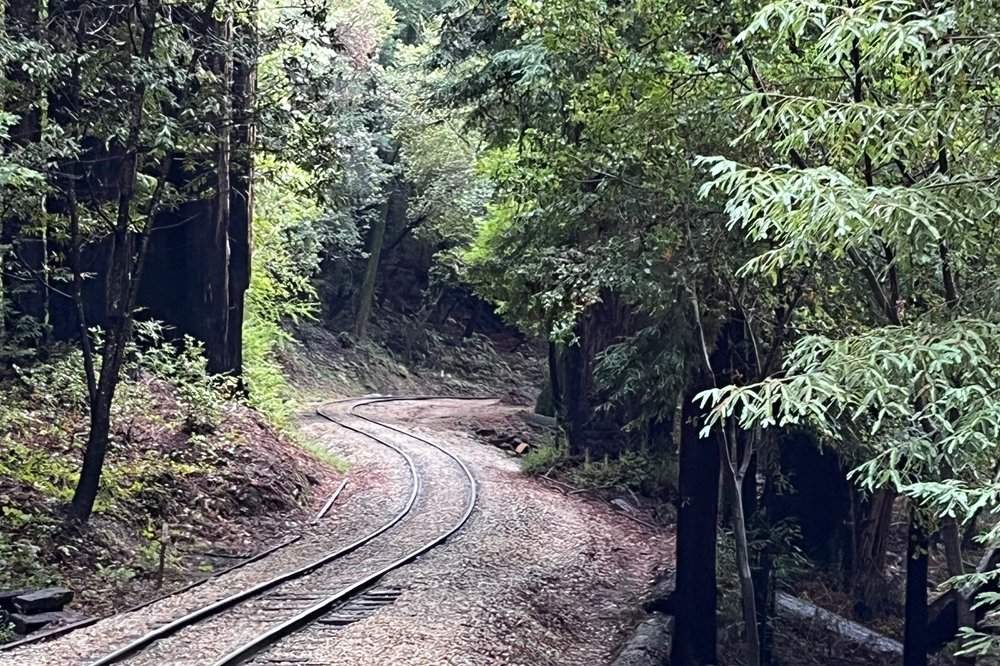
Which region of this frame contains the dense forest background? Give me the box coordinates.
[3,0,1000,664]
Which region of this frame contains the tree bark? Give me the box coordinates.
[353,196,389,339]
[904,512,929,666]
[563,323,586,456]
[851,488,896,610]
[225,11,256,378]
[671,386,721,666]
[203,10,234,374]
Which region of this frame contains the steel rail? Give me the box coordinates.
[208,396,480,666]
[84,398,421,666]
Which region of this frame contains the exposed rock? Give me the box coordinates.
[12,587,73,614]
[612,613,673,666]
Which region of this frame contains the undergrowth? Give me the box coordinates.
[0,327,331,620]
[521,441,677,498]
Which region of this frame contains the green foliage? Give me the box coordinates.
[521,440,677,497]
[689,0,1000,653]
[242,160,323,426]
[520,441,569,475]
[569,449,677,497]
[138,335,236,435]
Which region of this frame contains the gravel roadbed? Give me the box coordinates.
[254,399,673,666]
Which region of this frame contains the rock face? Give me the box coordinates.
[612,613,674,666]
[12,587,73,614]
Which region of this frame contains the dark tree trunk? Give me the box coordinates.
[754,549,776,666]
[671,384,721,666]
[852,488,896,612]
[547,340,562,420]
[904,513,929,666]
[226,17,255,378]
[563,326,586,456]
[354,178,406,338]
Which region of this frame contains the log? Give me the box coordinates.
[612,613,674,666]
[641,575,676,615]
[776,592,902,657]
[517,410,557,429]
[8,610,85,634]
[0,590,29,612]
[12,588,72,614]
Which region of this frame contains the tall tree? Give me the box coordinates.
[699,0,1000,660]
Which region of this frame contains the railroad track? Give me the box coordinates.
[2,397,479,666]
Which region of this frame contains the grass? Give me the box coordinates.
[296,432,350,473]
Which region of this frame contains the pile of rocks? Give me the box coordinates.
[0,587,85,637]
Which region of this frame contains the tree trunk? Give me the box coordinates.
[200,10,235,374]
[753,549,775,666]
[353,193,391,338]
[563,325,586,456]
[226,17,255,379]
[547,340,562,419]
[671,387,721,666]
[69,0,160,525]
[851,488,896,610]
[69,326,128,522]
[729,464,761,666]
[904,512,929,666]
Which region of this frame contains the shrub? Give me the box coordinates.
[521,441,568,475]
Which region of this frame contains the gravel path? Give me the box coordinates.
[3,398,673,666]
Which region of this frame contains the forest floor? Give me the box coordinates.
[0,363,343,643]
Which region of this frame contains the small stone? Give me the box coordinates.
[12,587,73,614]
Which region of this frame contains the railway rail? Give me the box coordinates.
[0,396,480,666]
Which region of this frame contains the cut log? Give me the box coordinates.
[517,410,557,429]
[612,613,673,666]
[8,610,84,634]
[515,442,530,455]
[12,587,73,614]
[0,589,29,612]
[642,574,676,615]
[776,592,902,658]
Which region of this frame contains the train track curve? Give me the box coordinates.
[0,396,480,666]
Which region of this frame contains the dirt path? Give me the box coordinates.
[1,398,672,666]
